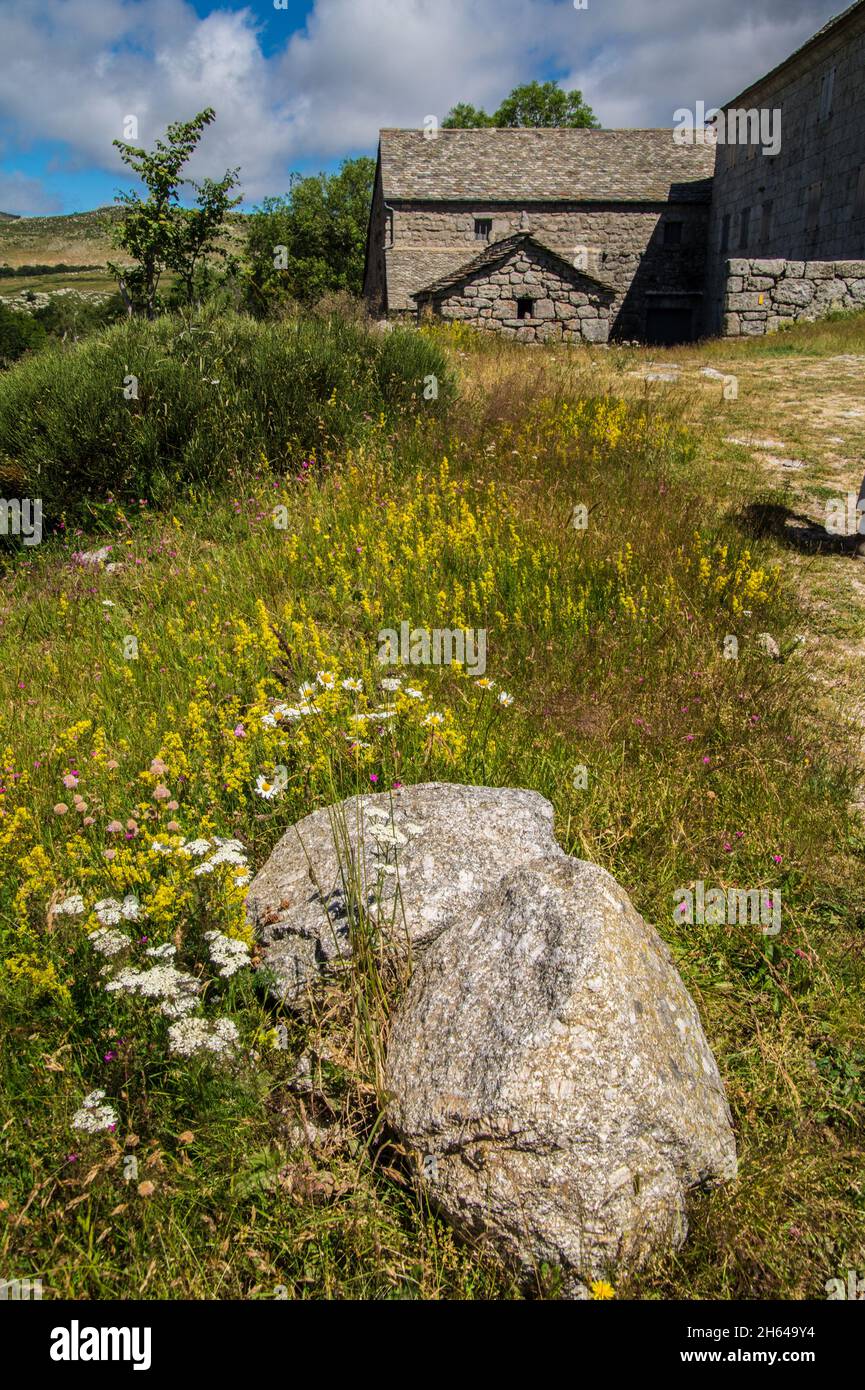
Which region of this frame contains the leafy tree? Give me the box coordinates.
[0,301,46,368]
[109,109,240,317]
[242,157,375,315]
[443,80,599,130]
[441,102,494,129]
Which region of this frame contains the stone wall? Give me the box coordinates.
[379,200,709,339]
[419,243,613,343]
[705,3,865,333]
[721,257,865,335]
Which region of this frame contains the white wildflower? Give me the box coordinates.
[167,1016,239,1058]
[145,942,176,960]
[179,838,210,858]
[341,677,363,692]
[72,1089,118,1133]
[105,964,200,1017]
[369,823,408,848]
[255,774,282,801]
[380,677,402,692]
[193,861,215,876]
[316,670,336,689]
[94,897,123,925]
[55,893,85,916]
[89,927,130,958]
[204,930,251,979]
[150,840,172,855]
[497,691,514,706]
[423,712,444,727]
[404,687,426,700]
[120,894,141,921]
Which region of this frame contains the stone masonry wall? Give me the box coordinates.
[721,257,865,335]
[705,4,865,333]
[425,246,612,343]
[384,200,709,338]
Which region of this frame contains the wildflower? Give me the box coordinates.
[316,671,336,690]
[590,1281,615,1300]
[423,712,444,727]
[255,774,282,801]
[381,677,402,692]
[89,927,130,958]
[106,820,123,834]
[497,691,513,707]
[55,893,85,916]
[72,1089,119,1134]
[342,678,363,693]
[62,774,79,790]
[369,773,379,784]
[298,681,315,699]
[53,803,69,816]
[204,930,251,978]
[474,677,496,690]
[105,964,199,1018]
[404,687,426,700]
[145,943,176,960]
[369,823,408,849]
[702,756,711,765]
[772,854,783,864]
[150,757,168,776]
[94,898,124,926]
[167,1016,239,1058]
[180,838,210,857]
[153,784,171,800]
[150,840,172,855]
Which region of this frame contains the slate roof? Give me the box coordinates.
[721,0,865,108]
[378,128,716,204]
[413,232,615,300]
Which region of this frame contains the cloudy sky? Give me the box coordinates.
[0,0,847,214]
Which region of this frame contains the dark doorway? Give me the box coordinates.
[645,304,695,345]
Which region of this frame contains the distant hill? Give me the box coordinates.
[0,212,21,221]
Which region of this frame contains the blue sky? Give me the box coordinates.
[0,0,847,215]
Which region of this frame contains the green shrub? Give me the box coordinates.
[0,308,453,523]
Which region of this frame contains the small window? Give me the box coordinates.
[819,66,836,121]
[720,213,731,252]
[854,166,865,219]
[739,207,750,249]
[516,297,534,319]
[760,199,774,242]
[474,218,492,241]
[664,220,683,247]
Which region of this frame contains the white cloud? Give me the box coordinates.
[0,0,849,203]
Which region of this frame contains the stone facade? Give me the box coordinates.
[363,128,714,343]
[415,235,614,343]
[720,256,865,335]
[705,0,865,333]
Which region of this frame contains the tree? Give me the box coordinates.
[242,156,375,315]
[441,102,494,129]
[443,80,599,130]
[108,109,240,317]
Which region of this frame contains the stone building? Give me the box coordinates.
[705,0,865,335]
[363,128,715,344]
[363,1,865,343]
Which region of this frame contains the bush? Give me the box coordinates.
[0,301,47,367]
[0,308,454,524]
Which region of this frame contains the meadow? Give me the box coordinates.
[0,308,863,1299]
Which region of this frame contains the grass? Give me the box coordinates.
[0,309,863,1299]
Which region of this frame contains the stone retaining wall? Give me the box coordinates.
[722,257,865,335]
